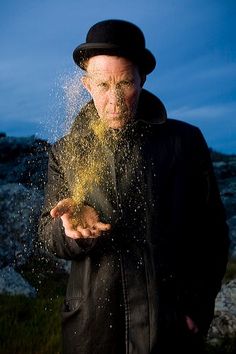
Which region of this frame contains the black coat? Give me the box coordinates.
[39,90,229,354]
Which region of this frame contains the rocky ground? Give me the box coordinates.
[0,133,236,346]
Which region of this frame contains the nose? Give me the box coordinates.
[108,88,123,106]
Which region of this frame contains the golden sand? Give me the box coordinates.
[69,118,109,205]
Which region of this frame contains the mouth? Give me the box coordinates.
[107,112,122,118]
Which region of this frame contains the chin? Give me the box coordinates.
[108,121,127,129]
[107,116,132,129]
[103,118,125,129]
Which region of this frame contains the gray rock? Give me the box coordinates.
[220,177,236,219]
[0,266,36,297]
[213,159,236,180]
[208,279,236,343]
[0,135,49,190]
[228,216,236,257]
[0,183,43,267]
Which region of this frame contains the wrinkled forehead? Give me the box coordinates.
[85,55,139,74]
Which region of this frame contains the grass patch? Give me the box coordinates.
[0,255,68,354]
[224,257,236,282]
[0,294,63,354]
[206,337,236,354]
[0,255,235,353]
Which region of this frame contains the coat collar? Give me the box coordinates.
[136,89,167,124]
[70,89,167,138]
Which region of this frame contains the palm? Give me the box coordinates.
[50,199,111,239]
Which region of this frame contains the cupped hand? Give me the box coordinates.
[50,198,111,239]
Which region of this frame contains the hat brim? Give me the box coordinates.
[73,42,156,74]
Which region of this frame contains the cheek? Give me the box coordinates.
[91,91,107,112]
[125,89,140,108]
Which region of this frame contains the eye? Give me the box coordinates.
[98,82,109,89]
[121,80,134,87]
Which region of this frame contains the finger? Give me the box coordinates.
[50,199,76,218]
[95,222,112,232]
[50,206,61,218]
[50,205,70,218]
[63,221,83,238]
[61,215,77,229]
[76,224,104,238]
[61,218,82,239]
[76,225,93,237]
[87,223,111,237]
[90,228,102,237]
[65,229,83,239]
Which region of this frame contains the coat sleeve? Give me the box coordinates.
[38,143,99,260]
[179,126,230,333]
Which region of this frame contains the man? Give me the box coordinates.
[39,19,229,354]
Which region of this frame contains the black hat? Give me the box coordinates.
[73,19,156,74]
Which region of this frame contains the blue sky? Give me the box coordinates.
[0,0,235,154]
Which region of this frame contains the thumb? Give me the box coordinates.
[50,199,76,218]
[50,205,63,218]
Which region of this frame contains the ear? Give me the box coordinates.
[81,76,92,94]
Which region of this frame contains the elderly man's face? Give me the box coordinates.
[82,55,145,129]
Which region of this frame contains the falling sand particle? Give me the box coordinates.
[46,70,124,208]
[70,118,109,205]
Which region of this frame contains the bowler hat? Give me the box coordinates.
[73,19,156,74]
